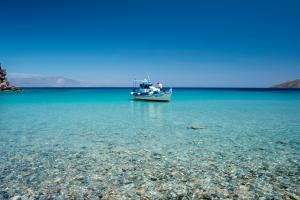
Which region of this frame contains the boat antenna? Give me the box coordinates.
[133,78,136,88]
[147,75,150,82]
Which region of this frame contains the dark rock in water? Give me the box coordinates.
[150,176,158,181]
[276,140,290,145]
[187,125,206,130]
[151,152,162,160]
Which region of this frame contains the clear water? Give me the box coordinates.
[1,88,300,199]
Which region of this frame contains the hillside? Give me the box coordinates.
[9,76,102,87]
[272,79,300,88]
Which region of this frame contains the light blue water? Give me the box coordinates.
[0,88,300,199]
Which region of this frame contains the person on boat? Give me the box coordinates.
[157,82,163,89]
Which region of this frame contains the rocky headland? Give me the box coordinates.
[0,65,21,91]
[272,79,300,88]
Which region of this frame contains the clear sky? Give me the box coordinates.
[1,0,299,87]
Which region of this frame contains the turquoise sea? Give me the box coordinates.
[1,88,300,199]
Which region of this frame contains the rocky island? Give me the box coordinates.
[272,79,300,89]
[0,64,21,91]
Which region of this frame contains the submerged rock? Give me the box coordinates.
[187,125,206,130]
[73,175,85,181]
[151,152,162,160]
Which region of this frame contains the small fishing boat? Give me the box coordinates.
[131,79,172,101]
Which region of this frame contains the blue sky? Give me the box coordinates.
[1,0,299,87]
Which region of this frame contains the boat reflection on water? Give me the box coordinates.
[131,100,173,131]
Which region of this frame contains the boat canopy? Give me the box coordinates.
[133,79,152,88]
[141,81,152,87]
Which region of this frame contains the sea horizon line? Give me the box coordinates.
[13,87,300,90]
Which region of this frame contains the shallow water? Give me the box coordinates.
[1,88,300,199]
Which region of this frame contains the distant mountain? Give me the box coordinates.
[9,75,102,87]
[272,79,300,88]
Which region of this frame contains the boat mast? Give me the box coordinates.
[147,75,151,82]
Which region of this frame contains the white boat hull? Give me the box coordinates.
[133,91,172,101]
